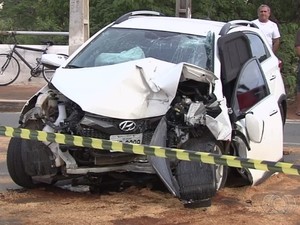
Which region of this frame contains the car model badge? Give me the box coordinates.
[119,121,136,132]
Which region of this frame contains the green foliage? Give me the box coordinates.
[193,0,256,21]
[0,0,300,96]
[250,0,300,23]
[277,23,300,99]
[0,0,69,44]
[89,0,175,35]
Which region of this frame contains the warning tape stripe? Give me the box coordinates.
[0,126,299,176]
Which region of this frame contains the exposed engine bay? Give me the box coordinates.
[20,75,222,174]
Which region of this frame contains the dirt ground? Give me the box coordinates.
[0,101,299,225]
[0,173,299,225]
[0,141,299,224]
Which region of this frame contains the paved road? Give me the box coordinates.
[284,120,300,146]
[0,112,20,128]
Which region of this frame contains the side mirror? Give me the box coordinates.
[41,54,68,69]
[245,113,264,143]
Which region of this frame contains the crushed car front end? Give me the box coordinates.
[8,14,233,207]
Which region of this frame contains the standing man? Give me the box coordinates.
[252,4,281,54]
[295,29,300,116]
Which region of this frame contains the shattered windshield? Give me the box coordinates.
[68,28,213,71]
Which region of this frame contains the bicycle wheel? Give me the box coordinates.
[0,53,20,86]
[41,65,56,83]
[42,53,68,83]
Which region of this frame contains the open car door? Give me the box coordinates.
[231,57,283,185]
[218,31,252,104]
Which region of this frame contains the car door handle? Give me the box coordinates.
[269,109,278,116]
[270,74,276,81]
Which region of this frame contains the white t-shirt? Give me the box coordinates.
[252,19,280,48]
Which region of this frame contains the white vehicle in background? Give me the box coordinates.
[7,11,286,208]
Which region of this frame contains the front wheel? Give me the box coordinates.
[6,120,56,188]
[0,53,20,86]
[6,137,35,188]
[176,136,228,207]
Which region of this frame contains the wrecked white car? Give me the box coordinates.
[7,11,285,207]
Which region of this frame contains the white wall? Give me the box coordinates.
[0,44,68,85]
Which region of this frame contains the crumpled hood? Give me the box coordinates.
[51,58,217,119]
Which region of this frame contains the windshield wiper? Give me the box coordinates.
[64,64,82,68]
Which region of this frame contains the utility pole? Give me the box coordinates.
[175,0,192,18]
[69,0,90,55]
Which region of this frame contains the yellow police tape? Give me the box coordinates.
[0,125,299,176]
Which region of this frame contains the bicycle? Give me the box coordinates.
[0,32,55,86]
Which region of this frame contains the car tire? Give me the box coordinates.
[175,136,228,207]
[6,137,35,188]
[279,102,286,126]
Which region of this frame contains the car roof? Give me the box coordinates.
[112,16,226,36]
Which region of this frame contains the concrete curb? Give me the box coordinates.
[0,100,26,112]
[286,119,300,123]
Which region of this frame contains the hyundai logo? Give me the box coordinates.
[119,121,136,132]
